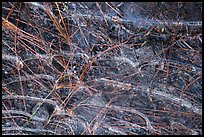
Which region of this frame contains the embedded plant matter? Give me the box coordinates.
[2,2,202,135]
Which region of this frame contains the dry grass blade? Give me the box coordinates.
[2,2,202,135]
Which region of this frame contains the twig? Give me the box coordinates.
[2,127,56,134]
[2,95,58,107]
[2,110,47,122]
[151,87,202,116]
[182,75,202,91]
